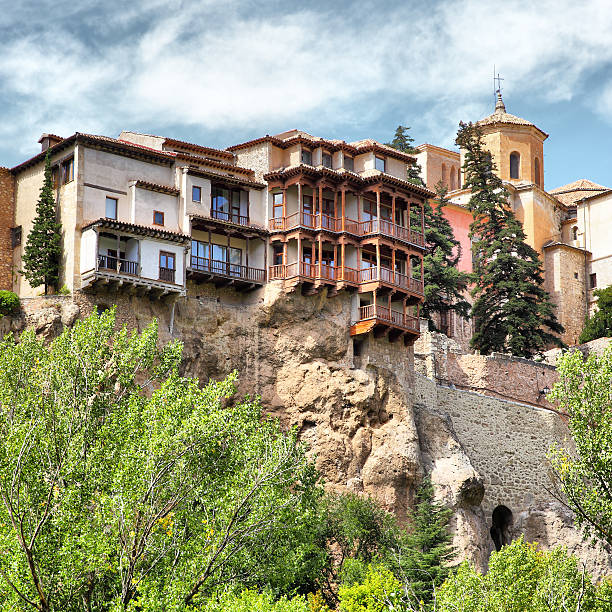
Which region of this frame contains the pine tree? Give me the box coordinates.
[420,182,471,330]
[578,286,612,343]
[386,125,424,185]
[21,152,62,294]
[456,122,564,357]
[403,477,453,605]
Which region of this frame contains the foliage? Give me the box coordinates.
[386,125,424,185]
[0,308,316,611]
[435,537,606,612]
[199,590,309,612]
[579,286,612,343]
[548,345,612,546]
[21,151,63,294]
[58,284,71,295]
[455,122,563,357]
[339,566,404,612]
[0,289,19,317]
[420,183,471,331]
[401,478,453,605]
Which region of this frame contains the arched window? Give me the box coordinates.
[441,163,447,187]
[510,152,520,179]
[457,167,461,189]
[572,226,578,241]
[534,157,541,187]
[450,166,456,190]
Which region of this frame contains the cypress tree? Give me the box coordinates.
[456,122,564,357]
[21,152,62,294]
[386,125,424,185]
[420,182,471,330]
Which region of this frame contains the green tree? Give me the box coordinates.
[339,566,404,612]
[21,152,63,294]
[420,183,471,331]
[548,345,612,547]
[0,309,317,611]
[435,537,605,612]
[455,122,564,357]
[386,125,424,185]
[579,286,612,343]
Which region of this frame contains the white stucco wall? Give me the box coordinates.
[133,187,179,230]
[80,227,97,274]
[140,240,184,284]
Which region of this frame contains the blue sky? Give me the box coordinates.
[2,0,612,190]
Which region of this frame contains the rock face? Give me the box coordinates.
[4,285,610,576]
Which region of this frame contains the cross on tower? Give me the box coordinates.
[495,72,504,94]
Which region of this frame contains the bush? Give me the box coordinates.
[200,590,309,612]
[338,566,404,612]
[579,286,612,343]
[0,290,19,316]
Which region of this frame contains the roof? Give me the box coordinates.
[175,152,254,176]
[82,218,190,243]
[549,179,610,207]
[415,143,460,159]
[163,137,234,160]
[542,240,590,254]
[476,92,548,139]
[186,167,266,190]
[133,180,180,196]
[227,132,416,163]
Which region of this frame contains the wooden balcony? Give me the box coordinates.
[98,254,139,276]
[268,213,425,248]
[210,209,250,227]
[188,256,265,290]
[358,266,424,299]
[350,304,420,344]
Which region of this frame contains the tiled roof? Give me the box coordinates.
[82,218,190,243]
[548,179,609,207]
[175,152,254,176]
[163,137,234,160]
[133,180,180,196]
[476,92,548,139]
[187,167,266,190]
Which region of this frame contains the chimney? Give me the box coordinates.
[38,133,63,152]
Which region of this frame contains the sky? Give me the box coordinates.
[2,0,612,190]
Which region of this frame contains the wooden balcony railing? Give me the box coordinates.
[159,267,176,283]
[190,256,265,283]
[359,267,424,294]
[97,255,139,275]
[268,213,425,246]
[358,304,419,333]
[211,209,250,226]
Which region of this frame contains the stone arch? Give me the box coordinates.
[490,505,513,551]
[510,152,520,179]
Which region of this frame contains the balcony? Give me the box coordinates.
[98,254,139,276]
[350,304,420,343]
[210,208,250,227]
[188,256,266,289]
[268,213,425,247]
[358,266,424,297]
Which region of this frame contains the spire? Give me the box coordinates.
[495,90,506,113]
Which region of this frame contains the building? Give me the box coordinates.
[415,91,612,346]
[1,129,430,346]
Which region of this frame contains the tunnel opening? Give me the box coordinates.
[490,505,513,552]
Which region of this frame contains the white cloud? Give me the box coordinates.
[2,0,612,162]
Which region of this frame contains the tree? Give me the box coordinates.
[579,286,612,343]
[435,537,604,612]
[386,125,424,185]
[420,183,471,331]
[548,345,612,547]
[21,152,62,294]
[0,309,317,611]
[455,122,564,357]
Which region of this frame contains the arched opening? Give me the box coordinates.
[441,163,447,187]
[490,505,513,551]
[450,166,456,190]
[572,226,578,241]
[457,167,461,189]
[534,157,541,187]
[509,152,520,179]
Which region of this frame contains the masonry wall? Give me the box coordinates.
[0,168,15,291]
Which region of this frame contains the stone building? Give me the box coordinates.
[415,91,611,346]
[2,129,430,345]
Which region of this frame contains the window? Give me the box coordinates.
[572,226,578,241]
[301,148,312,165]
[510,152,520,179]
[61,157,74,184]
[212,186,244,222]
[344,155,354,172]
[153,211,164,226]
[105,196,118,219]
[159,251,176,283]
[590,273,597,289]
[52,167,59,190]
[375,156,386,172]
[192,185,201,202]
[273,244,284,266]
[272,192,284,219]
[11,226,22,248]
[322,152,332,168]
[534,158,541,187]
[574,272,579,280]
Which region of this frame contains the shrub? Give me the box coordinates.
[201,590,309,611]
[0,290,19,317]
[338,566,404,612]
[579,286,612,343]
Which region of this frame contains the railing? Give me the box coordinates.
[159,267,175,283]
[269,264,286,280]
[358,304,419,333]
[190,256,265,283]
[211,209,249,226]
[359,267,424,293]
[339,266,359,283]
[359,219,425,246]
[97,255,139,276]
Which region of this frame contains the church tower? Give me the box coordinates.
[472,91,548,188]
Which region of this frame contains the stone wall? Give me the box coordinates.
[0,167,15,291]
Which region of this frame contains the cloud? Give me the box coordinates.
[2,0,612,164]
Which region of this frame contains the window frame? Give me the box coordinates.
[192,185,202,203]
[272,192,284,219]
[301,148,312,165]
[344,155,354,172]
[322,152,332,169]
[509,152,520,179]
[153,210,165,226]
[375,155,386,172]
[61,157,74,184]
[159,250,176,271]
[105,196,118,220]
[11,226,22,248]
[590,273,597,289]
